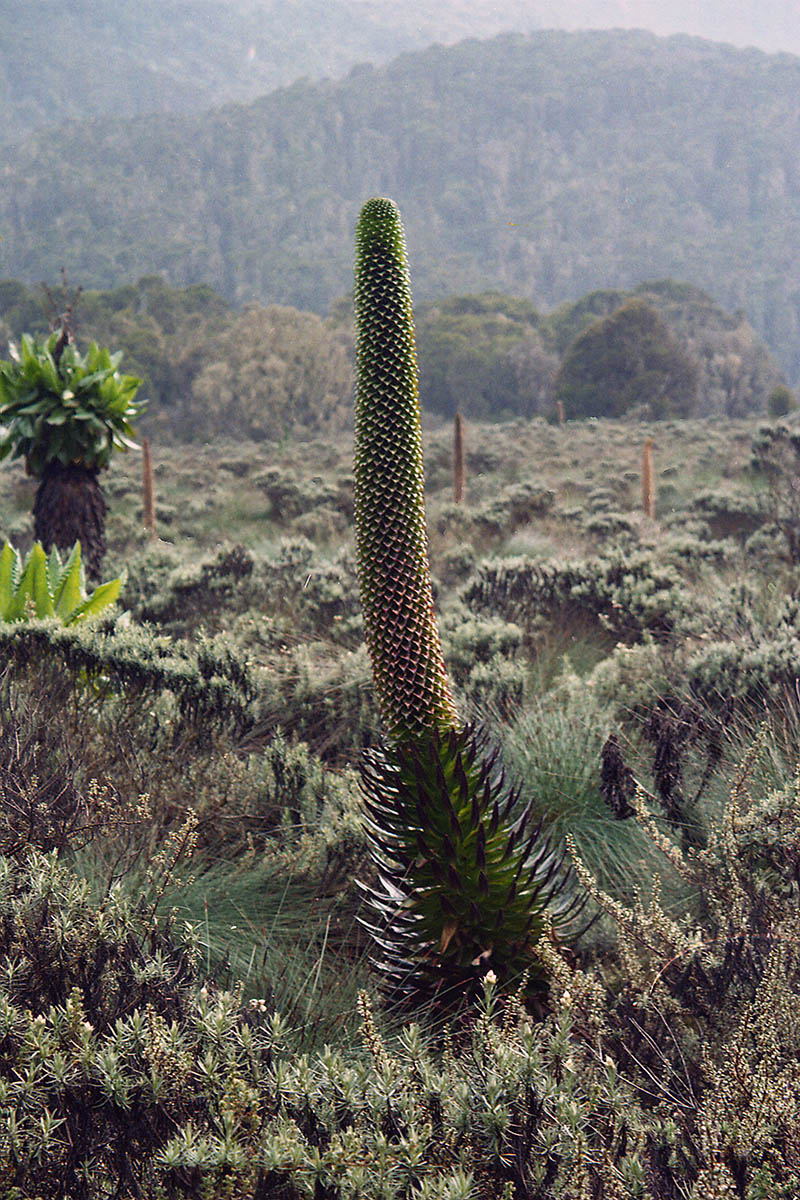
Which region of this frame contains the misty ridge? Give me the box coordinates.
[1,24,800,391]
[3,0,799,143]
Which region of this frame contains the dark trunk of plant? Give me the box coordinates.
[33,462,107,581]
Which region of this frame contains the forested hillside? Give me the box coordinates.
[2,31,799,383]
[0,0,547,146]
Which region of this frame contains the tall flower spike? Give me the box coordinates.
[353,198,588,1015]
[354,197,458,740]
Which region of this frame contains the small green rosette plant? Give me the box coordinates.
[0,541,120,625]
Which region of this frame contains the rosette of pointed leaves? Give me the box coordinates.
[354,197,458,740]
[0,541,120,624]
[360,723,587,1011]
[353,198,584,1014]
[0,332,144,477]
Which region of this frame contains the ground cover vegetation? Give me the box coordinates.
[2,252,800,1194]
[1,390,799,1197]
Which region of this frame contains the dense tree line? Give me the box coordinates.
[0,276,352,442]
[0,275,785,432]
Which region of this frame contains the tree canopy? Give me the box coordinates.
[554,299,698,420]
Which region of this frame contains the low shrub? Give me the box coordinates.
[463,548,686,642]
[133,543,255,631]
[471,482,555,538]
[0,619,257,741]
[3,741,799,1197]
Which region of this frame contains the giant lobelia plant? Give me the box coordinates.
[353,198,585,1014]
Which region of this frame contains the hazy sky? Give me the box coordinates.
[377,0,800,58]
[534,0,799,55]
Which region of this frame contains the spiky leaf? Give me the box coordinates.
[0,542,17,616]
[52,543,83,618]
[359,724,586,1012]
[0,540,120,625]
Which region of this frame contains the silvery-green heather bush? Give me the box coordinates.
[0,748,798,1197]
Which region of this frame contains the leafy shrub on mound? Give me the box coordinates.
[240,538,363,649]
[582,508,638,541]
[462,549,686,641]
[0,619,257,740]
[132,543,255,629]
[692,486,764,540]
[254,466,348,521]
[686,628,800,709]
[471,482,555,538]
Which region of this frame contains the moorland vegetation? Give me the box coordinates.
[1,186,800,1193]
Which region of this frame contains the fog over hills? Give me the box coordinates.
[1,0,797,146]
[1,27,799,382]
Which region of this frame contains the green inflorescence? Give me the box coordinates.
[353,198,584,1013]
[354,197,458,741]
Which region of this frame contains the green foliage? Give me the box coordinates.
[415,293,556,420]
[0,541,120,624]
[133,543,255,631]
[3,747,800,1197]
[0,332,144,475]
[0,278,353,444]
[555,298,698,419]
[470,482,555,539]
[692,484,765,540]
[768,383,796,416]
[501,683,677,901]
[2,393,800,1193]
[183,304,352,443]
[0,271,782,434]
[0,845,257,1198]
